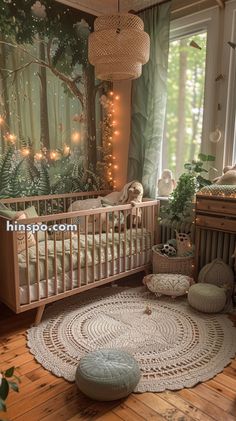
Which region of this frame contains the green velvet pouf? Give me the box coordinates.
[75,349,141,401]
[188,283,226,313]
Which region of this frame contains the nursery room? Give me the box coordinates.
[0,0,236,419]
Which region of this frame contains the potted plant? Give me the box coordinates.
[160,153,215,224]
[0,367,20,416]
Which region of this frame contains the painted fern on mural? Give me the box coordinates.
[37,162,51,196]
[0,145,14,196]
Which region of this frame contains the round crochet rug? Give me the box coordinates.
[27,287,236,392]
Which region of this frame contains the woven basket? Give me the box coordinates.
[152,244,194,276]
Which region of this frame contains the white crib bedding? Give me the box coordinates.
[18,228,151,287]
[19,251,151,304]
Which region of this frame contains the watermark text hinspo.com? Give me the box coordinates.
[6,221,78,234]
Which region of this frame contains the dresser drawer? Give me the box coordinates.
[196,198,236,216]
[196,215,236,232]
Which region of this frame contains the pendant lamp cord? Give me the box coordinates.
[116,0,121,33]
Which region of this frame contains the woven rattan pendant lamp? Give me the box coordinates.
[88,0,150,81]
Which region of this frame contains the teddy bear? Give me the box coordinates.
[125,181,144,228]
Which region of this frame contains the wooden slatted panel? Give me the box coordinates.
[77,224,81,288]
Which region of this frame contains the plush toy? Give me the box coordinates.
[175,231,193,257]
[157,169,176,197]
[125,181,144,228]
[213,164,236,185]
[161,243,177,257]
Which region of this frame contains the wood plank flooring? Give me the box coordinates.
[0,294,236,421]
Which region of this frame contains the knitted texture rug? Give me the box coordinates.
[27,287,236,392]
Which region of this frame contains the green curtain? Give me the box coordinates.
[128,2,171,198]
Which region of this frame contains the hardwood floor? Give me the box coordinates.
[0,287,236,421]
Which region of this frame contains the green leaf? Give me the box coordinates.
[206,155,215,162]
[8,382,19,393]
[4,367,14,378]
[0,397,6,412]
[198,153,208,161]
[0,379,9,401]
[12,375,21,383]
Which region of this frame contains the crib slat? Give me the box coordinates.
[35,231,40,301]
[53,229,58,296]
[70,227,73,290]
[129,209,133,270]
[118,210,121,273]
[112,211,115,276]
[45,229,49,298]
[62,231,65,293]
[123,210,127,271]
[106,213,109,278]
[135,207,138,268]
[25,232,30,304]
[141,207,144,266]
[99,213,102,280]
[85,215,88,285]
[77,224,81,288]
[92,214,95,283]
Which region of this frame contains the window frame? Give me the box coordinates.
[219,0,236,167]
[165,7,220,173]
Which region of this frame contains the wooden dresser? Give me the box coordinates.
[195,194,236,277]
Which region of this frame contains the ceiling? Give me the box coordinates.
[56,0,164,16]
[56,0,226,17]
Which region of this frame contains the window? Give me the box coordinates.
[162,8,219,179]
[221,0,236,167]
[163,31,207,179]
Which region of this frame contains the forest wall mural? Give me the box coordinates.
[0,0,114,198]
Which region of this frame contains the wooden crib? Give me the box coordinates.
[0,191,158,324]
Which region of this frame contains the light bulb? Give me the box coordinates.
[71,131,80,143]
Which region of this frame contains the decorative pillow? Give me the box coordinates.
[68,198,102,233]
[143,273,194,297]
[23,206,46,242]
[176,232,193,257]
[15,213,36,253]
[0,203,45,242]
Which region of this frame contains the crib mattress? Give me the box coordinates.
[18,228,151,287]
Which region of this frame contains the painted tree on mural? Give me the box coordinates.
[0,0,115,197]
[0,0,103,169]
[163,32,207,179]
